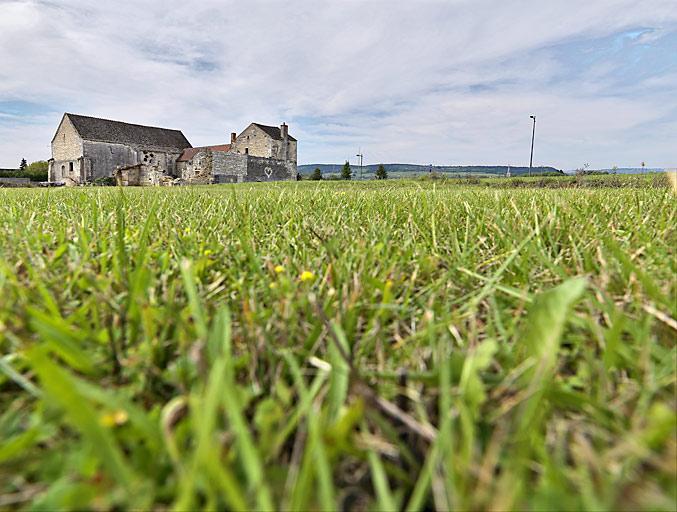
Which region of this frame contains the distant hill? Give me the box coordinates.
[299,163,563,177]
[563,167,666,175]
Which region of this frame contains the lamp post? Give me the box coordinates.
[529,115,536,177]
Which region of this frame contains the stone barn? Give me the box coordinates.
[48,113,192,185]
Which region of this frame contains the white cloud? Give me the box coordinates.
[1,0,676,168]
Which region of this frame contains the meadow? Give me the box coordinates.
[0,177,675,510]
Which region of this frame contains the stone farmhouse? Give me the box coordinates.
[48,113,297,185]
[176,123,297,184]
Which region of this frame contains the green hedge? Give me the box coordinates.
[0,161,48,181]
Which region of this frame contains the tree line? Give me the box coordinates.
[308,161,388,181]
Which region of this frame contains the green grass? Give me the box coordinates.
[1,180,675,510]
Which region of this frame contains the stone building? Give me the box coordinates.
[48,114,298,185]
[176,123,297,184]
[48,113,191,185]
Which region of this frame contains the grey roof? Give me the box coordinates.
[65,113,192,150]
[252,123,297,141]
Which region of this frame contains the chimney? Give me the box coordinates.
[230,132,236,144]
[280,123,289,161]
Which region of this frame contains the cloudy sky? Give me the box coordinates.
[1,0,676,169]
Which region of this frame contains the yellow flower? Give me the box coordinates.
[100,409,129,427]
[300,271,315,282]
[269,282,278,289]
[203,249,213,257]
[274,265,285,274]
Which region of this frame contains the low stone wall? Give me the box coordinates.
[0,177,30,184]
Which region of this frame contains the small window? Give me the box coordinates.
[245,148,249,155]
[61,165,65,174]
[69,162,74,173]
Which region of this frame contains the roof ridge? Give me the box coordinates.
[252,122,278,129]
[250,122,296,141]
[66,113,184,133]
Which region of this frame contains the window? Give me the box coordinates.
[69,162,74,174]
[61,165,65,175]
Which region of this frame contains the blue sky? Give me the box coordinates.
[1,0,676,169]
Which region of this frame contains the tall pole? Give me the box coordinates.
[529,115,536,177]
[356,151,363,180]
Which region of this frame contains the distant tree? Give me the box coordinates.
[311,167,323,181]
[611,165,618,174]
[19,158,27,171]
[341,161,352,180]
[26,160,48,174]
[375,164,388,180]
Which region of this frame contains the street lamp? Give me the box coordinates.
[356,151,364,180]
[529,115,536,177]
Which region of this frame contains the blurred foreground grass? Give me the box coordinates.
[0,179,675,510]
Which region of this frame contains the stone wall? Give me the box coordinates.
[51,116,82,161]
[84,141,182,181]
[287,139,297,164]
[243,155,295,182]
[185,151,295,184]
[49,116,84,182]
[115,164,167,186]
[212,153,248,183]
[83,141,138,180]
[177,150,213,180]
[49,158,85,183]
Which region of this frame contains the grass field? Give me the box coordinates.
[1,178,675,510]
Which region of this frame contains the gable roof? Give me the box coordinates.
[63,113,192,150]
[177,144,232,162]
[251,123,297,142]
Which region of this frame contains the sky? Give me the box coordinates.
[1,0,676,170]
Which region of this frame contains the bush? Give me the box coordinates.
[0,160,48,182]
[93,176,117,186]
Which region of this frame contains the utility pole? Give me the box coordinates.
[529,115,536,177]
[356,150,364,180]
